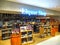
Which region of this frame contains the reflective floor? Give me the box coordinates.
[36,35,60,45]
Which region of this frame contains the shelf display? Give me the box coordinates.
[20,25,33,45]
[20,26,27,32]
[2,28,12,40]
[28,31,32,37]
[33,23,40,33]
[50,19,59,36]
[21,32,27,38]
[0,21,13,40]
[28,37,33,43]
[39,19,51,37]
[22,38,27,44]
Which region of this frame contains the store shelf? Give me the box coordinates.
[1,22,12,40]
[2,36,10,40]
[20,30,27,32]
[21,36,28,38]
[28,40,33,43]
[20,25,33,45]
[2,32,11,34]
[27,37,33,43]
[22,38,27,44]
[22,42,27,45]
[28,35,33,37]
[27,30,33,31]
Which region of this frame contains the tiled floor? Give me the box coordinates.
[0,32,60,45]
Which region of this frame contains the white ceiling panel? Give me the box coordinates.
[6,0,60,11]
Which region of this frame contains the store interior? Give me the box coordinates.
[0,0,60,45]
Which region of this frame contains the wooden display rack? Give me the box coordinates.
[50,19,59,36]
[20,26,33,45]
[39,18,51,37]
[0,22,12,40]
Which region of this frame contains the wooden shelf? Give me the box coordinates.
[20,25,33,45]
[21,36,28,38]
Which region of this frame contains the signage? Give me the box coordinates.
[20,8,46,16]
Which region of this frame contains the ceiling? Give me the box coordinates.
[6,0,60,11]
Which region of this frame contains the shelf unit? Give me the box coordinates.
[44,26,51,36]
[1,22,12,40]
[50,19,59,32]
[39,19,51,37]
[20,25,33,45]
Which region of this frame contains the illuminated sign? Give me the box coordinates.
[20,8,46,16]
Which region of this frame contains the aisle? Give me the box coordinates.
[36,35,60,45]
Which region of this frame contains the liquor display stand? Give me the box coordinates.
[44,25,51,36]
[20,25,33,45]
[39,19,51,37]
[0,22,12,40]
[50,19,59,36]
